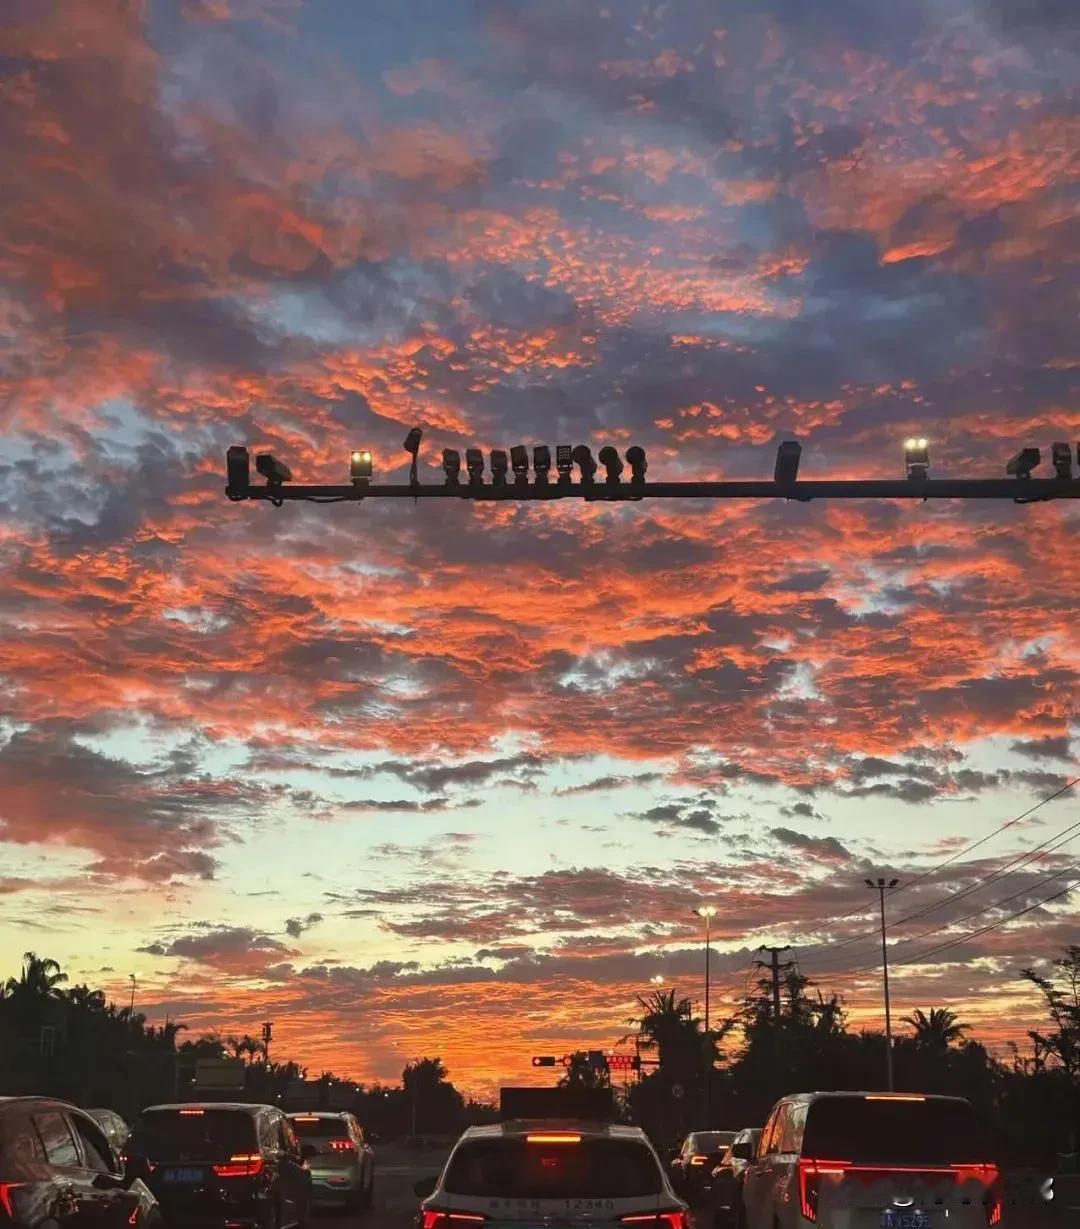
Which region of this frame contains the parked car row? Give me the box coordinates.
[0,1097,376,1229]
[670,1091,1006,1229]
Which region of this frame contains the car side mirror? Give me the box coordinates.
[413,1176,437,1199]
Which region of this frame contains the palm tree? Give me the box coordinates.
[903,1007,970,1049]
[5,953,68,1000]
[627,989,698,1069]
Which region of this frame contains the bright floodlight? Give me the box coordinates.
[490,449,509,487]
[775,440,802,484]
[572,444,597,483]
[349,449,372,485]
[442,448,461,486]
[626,446,647,483]
[256,453,292,484]
[696,905,718,919]
[1006,447,1041,478]
[466,448,485,485]
[903,437,930,480]
[598,445,623,483]
[1051,442,1073,480]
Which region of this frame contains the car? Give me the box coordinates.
[0,1094,160,1229]
[670,1131,739,1202]
[286,1112,374,1212]
[739,1091,1004,1229]
[86,1110,131,1156]
[709,1128,761,1226]
[413,1118,690,1227]
[124,1103,311,1229]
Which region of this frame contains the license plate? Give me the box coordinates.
[162,1168,203,1184]
[880,1213,931,1229]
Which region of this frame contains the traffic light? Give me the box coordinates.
[531,1056,557,1067]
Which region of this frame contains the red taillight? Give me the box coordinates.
[619,1215,687,1229]
[179,1109,205,1116]
[213,1154,265,1178]
[420,1214,486,1229]
[328,1139,356,1154]
[0,1185,25,1219]
[798,1158,852,1222]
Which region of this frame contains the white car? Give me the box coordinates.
[414,1118,689,1227]
[740,1092,1004,1229]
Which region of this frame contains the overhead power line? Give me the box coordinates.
[792,776,1079,957]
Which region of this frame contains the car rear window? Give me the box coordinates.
[444,1137,662,1199]
[290,1118,349,1138]
[694,1132,735,1152]
[803,1098,986,1166]
[129,1110,258,1161]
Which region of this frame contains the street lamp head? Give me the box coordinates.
[865,879,875,888]
[888,878,899,888]
[696,905,718,918]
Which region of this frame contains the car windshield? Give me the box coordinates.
[444,1138,662,1199]
[128,1111,257,1161]
[803,1099,986,1166]
[290,1118,350,1138]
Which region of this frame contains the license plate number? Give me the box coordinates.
[881,1213,931,1229]
[162,1168,203,1184]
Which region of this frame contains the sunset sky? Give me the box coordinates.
[0,0,1077,1098]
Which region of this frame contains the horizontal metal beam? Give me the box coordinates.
[226,477,1080,503]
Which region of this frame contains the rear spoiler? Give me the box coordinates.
[499,1087,615,1122]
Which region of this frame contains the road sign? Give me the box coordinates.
[606,1054,641,1071]
[671,1083,684,1099]
[194,1058,245,1091]
[531,1056,557,1067]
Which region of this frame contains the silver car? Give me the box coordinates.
[287,1112,374,1212]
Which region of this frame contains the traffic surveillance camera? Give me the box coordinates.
[350,449,373,486]
[572,444,597,483]
[256,453,292,484]
[1051,442,1073,480]
[466,448,485,485]
[598,445,623,483]
[403,427,423,456]
[903,437,930,480]
[510,445,530,484]
[533,445,552,484]
[490,449,509,487]
[775,440,802,484]
[226,446,250,499]
[555,445,573,485]
[625,446,647,483]
[442,448,461,486]
[1006,447,1041,479]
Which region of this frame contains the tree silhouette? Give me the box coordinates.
[903,1007,971,1050]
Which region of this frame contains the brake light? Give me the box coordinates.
[213,1154,265,1178]
[619,1215,687,1229]
[420,1214,486,1229]
[0,1185,25,1218]
[179,1109,205,1116]
[292,1116,320,1123]
[329,1139,356,1153]
[526,1133,581,1144]
[689,1154,708,1166]
[798,1158,851,1222]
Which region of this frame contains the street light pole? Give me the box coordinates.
[865,877,900,1091]
[696,906,718,1127]
[128,974,137,1017]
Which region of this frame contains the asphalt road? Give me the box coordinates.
[317,1144,446,1229]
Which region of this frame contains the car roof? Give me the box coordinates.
[457,1120,649,1143]
[140,1103,272,1115]
[0,1096,88,1115]
[779,1092,971,1105]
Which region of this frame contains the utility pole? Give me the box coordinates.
[866,877,900,1091]
[755,946,793,1019]
[695,906,718,1128]
[128,974,137,1017]
[262,1021,273,1066]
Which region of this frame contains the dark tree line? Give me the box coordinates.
[623,946,1080,1166]
[0,953,491,1138]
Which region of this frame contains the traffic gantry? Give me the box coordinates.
[223,431,1080,505]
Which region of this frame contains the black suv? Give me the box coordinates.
[125,1104,310,1229]
[0,1095,160,1229]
